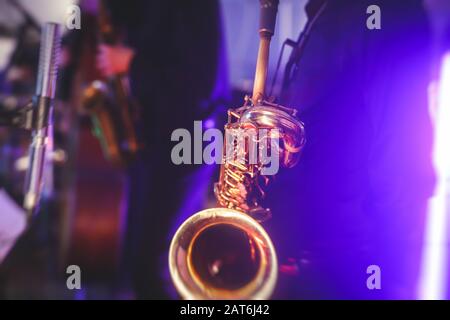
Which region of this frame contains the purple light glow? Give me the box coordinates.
[417,53,450,300]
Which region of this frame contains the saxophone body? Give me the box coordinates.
[169,98,305,299]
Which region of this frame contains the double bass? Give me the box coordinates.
[63,1,140,284]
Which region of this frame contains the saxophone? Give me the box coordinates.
[81,0,139,167]
[169,0,305,299]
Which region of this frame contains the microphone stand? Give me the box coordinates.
[0,22,61,218]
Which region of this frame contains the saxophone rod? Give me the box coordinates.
[252,0,279,103]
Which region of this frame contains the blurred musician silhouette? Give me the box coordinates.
[268,0,436,299]
[90,0,229,298]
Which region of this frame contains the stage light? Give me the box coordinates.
[417,53,450,300]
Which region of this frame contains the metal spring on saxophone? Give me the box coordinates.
[214,101,275,221]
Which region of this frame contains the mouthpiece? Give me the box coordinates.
[259,0,279,35]
[252,0,279,103]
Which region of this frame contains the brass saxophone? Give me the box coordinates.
[169,0,305,299]
[81,0,139,167]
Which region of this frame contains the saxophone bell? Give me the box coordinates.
[169,207,277,299]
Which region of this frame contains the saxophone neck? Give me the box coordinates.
[252,34,271,103]
[252,0,279,103]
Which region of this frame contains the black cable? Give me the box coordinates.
[281,0,328,91]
